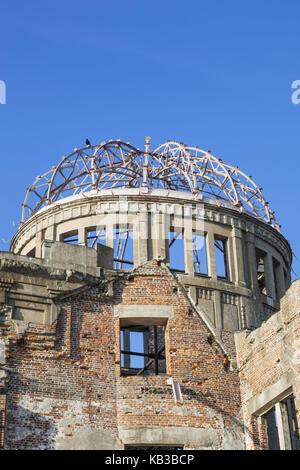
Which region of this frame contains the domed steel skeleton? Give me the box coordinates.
[21,138,279,232]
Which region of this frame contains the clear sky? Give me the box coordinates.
[0,0,299,279]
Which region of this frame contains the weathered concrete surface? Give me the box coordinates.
[0,186,297,451]
[235,279,300,449]
[119,424,244,450]
[1,260,245,450]
[56,427,122,450]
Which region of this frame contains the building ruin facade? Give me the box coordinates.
[0,138,299,450]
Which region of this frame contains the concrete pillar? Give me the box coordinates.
[184,217,194,274]
[226,237,235,282]
[35,231,43,258]
[106,223,114,251]
[264,252,276,300]
[275,402,292,450]
[274,263,286,300]
[206,231,217,280]
[152,211,169,262]
[189,286,197,304]
[246,231,258,291]
[231,227,246,287]
[214,290,222,335]
[105,222,115,269]
[78,227,86,246]
[44,225,55,242]
[134,210,148,267]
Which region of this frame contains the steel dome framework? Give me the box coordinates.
[21,138,279,231]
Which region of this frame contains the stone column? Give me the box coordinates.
[206,231,217,280]
[44,224,55,242]
[183,215,194,275]
[246,231,258,291]
[231,227,246,287]
[264,252,276,300]
[274,263,286,300]
[275,402,292,450]
[35,230,43,258]
[152,211,169,262]
[134,210,148,267]
[214,290,223,335]
[78,227,86,246]
[106,222,115,269]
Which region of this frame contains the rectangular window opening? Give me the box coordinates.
[86,226,106,248]
[114,225,134,270]
[193,232,208,275]
[62,231,78,245]
[27,248,36,258]
[169,228,185,272]
[256,249,267,295]
[263,407,280,450]
[273,258,280,301]
[120,325,166,376]
[262,395,299,450]
[214,237,229,280]
[284,396,300,450]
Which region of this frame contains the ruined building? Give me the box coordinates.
[0,138,299,450]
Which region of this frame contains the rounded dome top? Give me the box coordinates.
[21,138,279,231]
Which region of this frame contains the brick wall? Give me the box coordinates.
[235,279,300,449]
[1,260,245,449]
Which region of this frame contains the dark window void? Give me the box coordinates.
[263,396,299,450]
[193,232,208,275]
[169,229,185,272]
[62,231,78,245]
[264,407,280,450]
[273,258,280,300]
[125,445,183,450]
[256,250,267,295]
[86,227,106,248]
[284,396,300,450]
[120,325,166,376]
[27,248,36,258]
[214,238,229,279]
[284,270,288,290]
[114,225,133,270]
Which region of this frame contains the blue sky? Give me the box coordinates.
[0,0,299,279]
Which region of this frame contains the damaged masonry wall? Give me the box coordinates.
[0,194,298,450]
[235,280,300,450]
[0,250,245,450]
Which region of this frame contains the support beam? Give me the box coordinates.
[264,252,276,300]
[78,227,86,246]
[206,232,217,280]
[274,263,286,300]
[231,227,246,287]
[184,217,194,275]
[246,231,259,291]
[275,402,292,450]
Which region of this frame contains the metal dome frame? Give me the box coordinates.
[21,137,279,231]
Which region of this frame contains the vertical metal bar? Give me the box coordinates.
[193,237,201,273]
